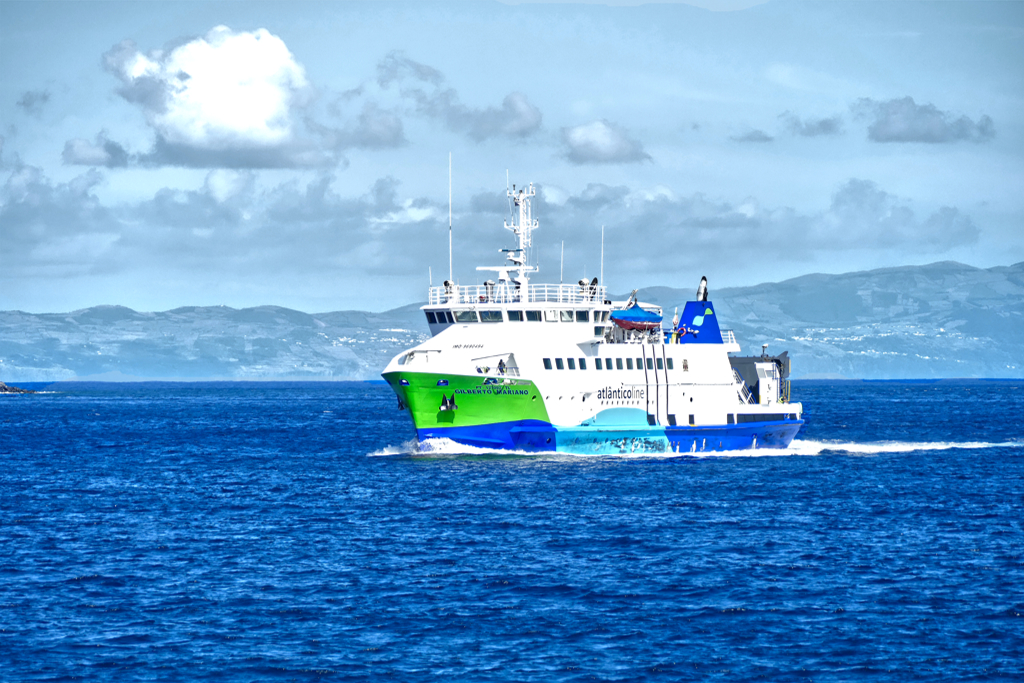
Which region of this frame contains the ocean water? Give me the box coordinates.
[1,380,1022,682]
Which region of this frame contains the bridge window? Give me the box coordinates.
[480,310,503,323]
[543,358,552,370]
[595,358,602,370]
[667,358,674,370]
[560,310,573,322]
[454,310,478,323]
[426,311,437,324]
[555,358,564,370]
[656,358,664,370]
[508,310,523,322]
[625,358,633,370]
[567,358,576,370]
[526,310,542,321]
[616,358,623,370]
[579,358,587,370]
[576,310,589,322]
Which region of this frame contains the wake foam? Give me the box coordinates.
[698,439,1024,458]
[370,437,1024,458]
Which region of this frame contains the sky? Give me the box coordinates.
[1,0,1022,313]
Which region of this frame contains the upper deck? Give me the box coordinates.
[428,282,609,307]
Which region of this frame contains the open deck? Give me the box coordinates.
[428,282,609,306]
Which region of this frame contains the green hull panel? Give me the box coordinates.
[382,371,549,429]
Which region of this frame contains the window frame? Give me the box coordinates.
[479,310,503,323]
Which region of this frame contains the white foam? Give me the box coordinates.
[370,437,1023,459]
[696,438,1024,458]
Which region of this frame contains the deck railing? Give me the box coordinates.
[429,283,608,306]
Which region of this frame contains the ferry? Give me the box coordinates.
[382,182,803,454]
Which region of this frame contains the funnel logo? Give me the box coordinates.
[692,308,714,327]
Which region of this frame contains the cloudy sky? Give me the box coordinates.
[2,0,1022,313]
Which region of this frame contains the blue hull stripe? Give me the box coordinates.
[417,419,804,454]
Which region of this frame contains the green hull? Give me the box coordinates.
[382,371,550,430]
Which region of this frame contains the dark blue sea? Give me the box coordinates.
[2,380,1022,682]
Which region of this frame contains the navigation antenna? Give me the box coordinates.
[478,181,540,288]
[448,153,453,282]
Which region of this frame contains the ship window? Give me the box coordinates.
[560,310,573,322]
[455,310,478,323]
[480,310,503,323]
[545,309,558,322]
[656,358,664,370]
[683,359,689,371]
[595,358,602,370]
[737,414,786,423]
[526,310,542,321]
[667,414,677,426]
[646,358,654,370]
[625,358,633,370]
[579,358,586,370]
[555,358,564,370]
[567,358,576,370]
[667,358,674,370]
[508,310,523,322]
[647,414,656,426]
[616,358,623,370]
[635,358,642,369]
[426,311,437,324]
[576,310,589,322]
[594,326,603,337]
[689,414,695,426]
[727,414,735,425]
[543,358,552,370]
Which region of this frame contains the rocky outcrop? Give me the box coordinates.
[0,381,35,394]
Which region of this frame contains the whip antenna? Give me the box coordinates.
[448,152,452,283]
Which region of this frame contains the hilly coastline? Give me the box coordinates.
[1,261,1021,382]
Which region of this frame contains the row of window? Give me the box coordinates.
[543,357,687,371]
[426,309,612,325]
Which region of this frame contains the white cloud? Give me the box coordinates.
[561,120,650,164]
[377,52,543,142]
[106,26,309,150]
[62,134,130,167]
[853,97,995,144]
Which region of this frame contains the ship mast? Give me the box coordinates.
[477,182,540,287]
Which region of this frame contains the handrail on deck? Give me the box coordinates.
[429,282,608,306]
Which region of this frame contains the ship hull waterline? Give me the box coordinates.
[384,371,803,455]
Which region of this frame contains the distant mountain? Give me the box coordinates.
[0,304,428,381]
[1,261,1021,381]
[630,261,1024,379]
